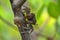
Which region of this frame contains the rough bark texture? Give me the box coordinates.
[12,0,26,9]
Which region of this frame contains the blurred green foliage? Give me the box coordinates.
[48,2,59,18]
[29,0,60,40]
[0,0,60,40]
[0,0,21,40]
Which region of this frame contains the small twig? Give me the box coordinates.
[12,0,26,9]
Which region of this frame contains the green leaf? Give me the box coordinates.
[58,0,60,7]
[0,0,21,40]
[48,2,59,19]
[36,5,45,20]
[28,0,44,12]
